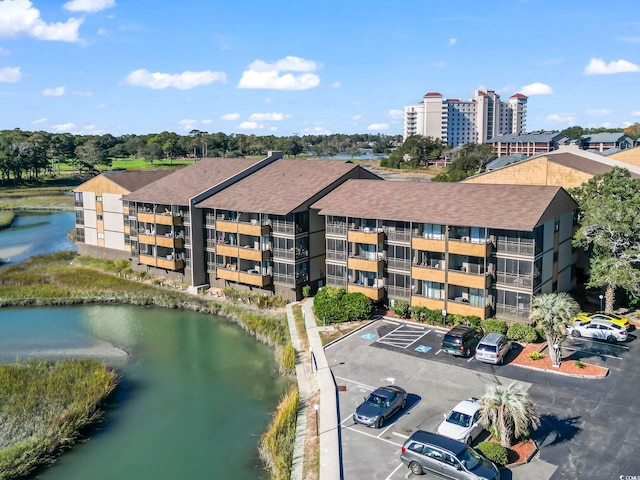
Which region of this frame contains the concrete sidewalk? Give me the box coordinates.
[287,298,342,480]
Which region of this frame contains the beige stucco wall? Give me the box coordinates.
[546,162,593,189]
[463,157,550,185]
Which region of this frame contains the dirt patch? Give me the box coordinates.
[510,344,609,377]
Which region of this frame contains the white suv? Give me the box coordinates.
[437,398,483,445]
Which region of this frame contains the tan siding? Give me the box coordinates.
[546,163,593,189]
[608,147,640,167]
[463,157,550,185]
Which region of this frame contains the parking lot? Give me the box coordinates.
[324,318,640,480]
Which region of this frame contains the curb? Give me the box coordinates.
[511,362,609,379]
[505,440,539,468]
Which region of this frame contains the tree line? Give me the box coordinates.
[0,129,401,183]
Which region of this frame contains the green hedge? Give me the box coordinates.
[481,318,508,335]
[507,323,538,343]
[476,441,509,466]
[313,287,372,324]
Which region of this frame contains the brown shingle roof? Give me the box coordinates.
[123,158,259,205]
[103,170,174,193]
[196,159,370,214]
[312,180,577,231]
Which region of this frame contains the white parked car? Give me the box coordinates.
[437,398,483,445]
[566,319,628,343]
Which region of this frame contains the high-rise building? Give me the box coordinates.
[403,90,527,146]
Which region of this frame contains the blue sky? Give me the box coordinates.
[0,0,639,137]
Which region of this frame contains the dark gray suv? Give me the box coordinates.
[400,430,500,479]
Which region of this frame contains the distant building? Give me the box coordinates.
[581,133,634,152]
[486,131,570,157]
[403,90,527,146]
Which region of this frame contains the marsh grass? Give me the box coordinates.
[259,385,299,480]
[0,359,117,479]
[0,211,15,229]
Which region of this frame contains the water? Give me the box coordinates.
[0,305,288,480]
[0,212,290,479]
[0,211,76,266]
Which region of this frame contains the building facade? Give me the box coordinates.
[312,181,577,322]
[403,90,527,146]
[581,133,634,152]
[486,131,570,157]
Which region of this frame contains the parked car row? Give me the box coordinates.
[353,386,499,479]
[441,327,514,364]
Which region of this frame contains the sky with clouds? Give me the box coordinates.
[0,0,639,137]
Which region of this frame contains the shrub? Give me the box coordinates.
[481,318,508,335]
[280,344,296,375]
[507,323,538,343]
[409,306,427,322]
[343,292,373,321]
[574,360,585,369]
[476,441,509,466]
[301,285,311,298]
[527,351,543,361]
[535,328,547,341]
[314,287,372,324]
[392,300,410,318]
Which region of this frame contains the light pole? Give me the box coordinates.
[314,404,319,436]
[599,294,604,312]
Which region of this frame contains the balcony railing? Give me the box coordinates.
[326,223,347,236]
[206,239,216,250]
[387,258,411,271]
[271,221,303,236]
[496,272,536,288]
[326,250,347,262]
[496,239,535,256]
[272,272,308,285]
[326,275,347,287]
[385,229,411,243]
[495,304,531,322]
[387,285,411,299]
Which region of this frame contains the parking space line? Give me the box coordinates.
[562,346,624,360]
[377,325,430,349]
[334,376,377,390]
[385,463,406,480]
[392,431,409,439]
[466,356,475,363]
[342,425,403,447]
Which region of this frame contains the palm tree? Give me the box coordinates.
[479,383,540,448]
[530,293,581,367]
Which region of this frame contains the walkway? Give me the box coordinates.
[286,298,341,480]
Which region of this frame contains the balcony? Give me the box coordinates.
[138,233,184,249]
[348,282,384,301]
[387,258,411,271]
[272,247,308,261]
[326,250,347,263]
[496,239,535,256]
[139,254,184,271]
[446,300,491,318]
[387,285,410,299]
[273,272,309,285]
[448,238,492,257]
[138,212,182,226]
[348,227,384,245]
[411,296,445,310]
[412,265,446,283]
[447,269,492,289]
[495,305,531,323]
[238,246,270,262]
[238,271,271,287]
[496,272,536,289]
[217,266,239,282]
[385,229,411,244]
[412,236,446,253]
[326,222,347,237]
[216,244,239,257]
[348,254,384,273]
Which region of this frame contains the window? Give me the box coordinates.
[424,281,443,300]
[96,195,102,202]
[97,214,103,221]
[97,232,104,239]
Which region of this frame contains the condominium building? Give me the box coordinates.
[486,131,570,157]
[581,133,634,152]
[74,152,578,320]
[312,180,576,322]
[403,90,527,146]
[74,170,173,259]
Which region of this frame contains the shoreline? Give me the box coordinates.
[0,245,30,262]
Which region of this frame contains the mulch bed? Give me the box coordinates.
[507,439,537,465]
[510,344,609,377]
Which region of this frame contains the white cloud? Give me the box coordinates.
[96,103,107,109]
[201,119,212,125]
[248,112,288,121]
[632,111,640,116]
[546,113,576,124]
[221,113,240,121]
[388,109,403,119]
[268,126,277,132]
[584,58,640,75]
[586,109,611,117]
[32,118,47,125]
[97,27,107,35]
[178,119,198,131]
[51,122,76,132]
[63,0,116,13]
[521,82,553,96]
[367,123,389,131]
[238,121,263,130]
[42,86,65,96]
[352,115,362,121]
[448,38,457,46]
[302,126,331,135]
[0,0,83,42]
[331,81,341,88]
[0,66,22,82]
[535,57,563,66]
[124,69,227,89]
[238,55,320,90]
